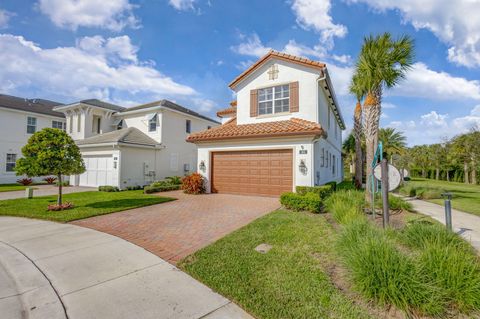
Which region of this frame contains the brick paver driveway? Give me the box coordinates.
[72,191,280,264]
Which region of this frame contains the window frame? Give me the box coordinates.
[257,84,290,116]
[52,120,64,130]
[186,119,191,133]
[6,153,16,172]
[27,116,37,134]
[148,114,157,132]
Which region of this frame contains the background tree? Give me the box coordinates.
[378,127,406,163]
[350,75,365,189]
[15,128,85,205]
[342,133,356,180]
[352,33,414,202]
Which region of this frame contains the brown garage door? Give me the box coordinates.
[211,149,293,196]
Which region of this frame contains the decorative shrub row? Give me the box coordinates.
[296,185,334,200]
[280,192,322,213]
[144,184,181,194]
[98,185,120,192]
[17,178,33,186]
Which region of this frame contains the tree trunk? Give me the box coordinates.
[436,167,440,180]
[422,169,426,178]
[446,170,450,182]
[471,162,477,185]
[354,101,363,189]
[464,161,469,184]
[363,92,380,204]
[57,174,63,206]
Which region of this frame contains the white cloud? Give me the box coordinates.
[347,0,480,68]
[0,9,12,29]
[230,33,270,58]
[168,0,197,11]
[191,97,217,112]
[386,106,480,145]
[290,0,347,47]
[383,102,397,109]
[37,0,139,31]
[0,34,195,101]
[393,62,480,100]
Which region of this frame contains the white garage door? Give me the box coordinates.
[79,156,114,187]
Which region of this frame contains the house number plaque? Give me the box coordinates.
[299,150,307,154]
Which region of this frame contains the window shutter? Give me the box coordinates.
[290,81,299,112]
[250,89,258,117]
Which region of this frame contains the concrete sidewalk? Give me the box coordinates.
[0,217,253,319]
[401,196,480,251]
[0,185,95,200]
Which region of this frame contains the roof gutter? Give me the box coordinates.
[77,142,165,149]
[319,67,346,130]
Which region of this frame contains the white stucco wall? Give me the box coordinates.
[235,59,322,125]
[0,107,65,184]
[195,137,316,193]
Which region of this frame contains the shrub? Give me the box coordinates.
[376,195,414,212]
[17,178,33,186]
[338,220,444,316]
[181,173,205,194]
[399,185,416,197]
[43,176,57,184]
[325,190,365,224]
[126,185,143,191]
[144,184,180,194]
[47,202,74,211]
[296,185,334,199]
[280,192,322,213]
[55,180,69,187]
[325,181,337,191]
[417,188,443,200]
[165,176,182,185]
[98,185,120,192]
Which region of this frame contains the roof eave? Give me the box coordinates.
[187,129,325,143]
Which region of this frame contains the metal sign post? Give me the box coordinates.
[380,159,389,228]
[369,142,383,218]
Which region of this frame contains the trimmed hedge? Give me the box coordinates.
[98,186,120,192]
[296,185,334,200]
[144,184,180,194]
[280,192,322,213]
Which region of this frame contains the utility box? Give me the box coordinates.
[25,187,34,199]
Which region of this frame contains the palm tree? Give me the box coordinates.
[353,33,414,202]
[350,75,365,189]
[378,127,406,162]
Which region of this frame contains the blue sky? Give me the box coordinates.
[0,0,479,146]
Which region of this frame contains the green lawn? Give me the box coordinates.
[0,190,175,222]
[0,184,30,192]
[406,178,480,216]
[179,210,373,319]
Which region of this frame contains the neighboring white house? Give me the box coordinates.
[187,50,345,196]
[53,99,219,189]
[0,94,66,184]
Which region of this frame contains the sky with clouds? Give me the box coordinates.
[0,0,479,146]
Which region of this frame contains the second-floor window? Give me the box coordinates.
[258,84,290,115]
[27,116,36,134]
[52,120,64,130]
[149,114,157,132]
[6,153,16,172]
[186,119,191,133]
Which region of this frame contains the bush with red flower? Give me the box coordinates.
[181,173,205,194]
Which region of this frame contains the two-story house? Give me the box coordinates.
[53,99,219,189]
[187,51,345,196]
[0,94,66,184]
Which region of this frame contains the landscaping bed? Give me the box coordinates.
[0,190,175,222]
[180,186,480,319]
[0,184,31,193]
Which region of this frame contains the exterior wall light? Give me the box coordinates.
[299,159,307,175]
[199,160,206,172]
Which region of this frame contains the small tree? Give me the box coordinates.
[15,128,85,205]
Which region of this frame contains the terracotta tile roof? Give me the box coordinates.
[229,50,326,89]
[216,106,236,117]
[187,117,325,142]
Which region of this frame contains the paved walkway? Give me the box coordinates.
[0,217,253,319]
[401,196,480,251]
[0,185,95,200]
[73,190,280,264]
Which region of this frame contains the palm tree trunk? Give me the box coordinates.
[57,174,63,206]
[354,101,363,189]
[464,161,469,184]
[363,92,381,203]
